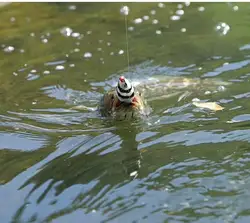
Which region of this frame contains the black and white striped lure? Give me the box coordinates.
[116,76,135,103]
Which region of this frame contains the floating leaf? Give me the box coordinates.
[192,102,224,111]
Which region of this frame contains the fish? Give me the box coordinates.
[72,75,229,120]
[99,76,150,120]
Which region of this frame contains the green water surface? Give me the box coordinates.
[0,2,250,223]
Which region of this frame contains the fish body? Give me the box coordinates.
[99,89,149,120]
[99,76,150,120]
[97,75,229,119]
[135,76,230,100]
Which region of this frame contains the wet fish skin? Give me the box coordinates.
[135,76,230,100]
[99,76,229,120]
[99,90,149,120]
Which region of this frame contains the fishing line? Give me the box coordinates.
[121,5,130,73]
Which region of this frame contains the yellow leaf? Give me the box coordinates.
[192,102,224,111]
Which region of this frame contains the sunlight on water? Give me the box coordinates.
[1,2,250,223]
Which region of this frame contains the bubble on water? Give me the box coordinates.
[198,67,202,70]
[10,17,15,22]
[215,22,230,35]
[42,38,48,43]
[134,18,143,24]
[181,28,186,32]
[233,5,239,11]
[97,48,102,51]
[27,73,39,81]
[205,91,211,95]
[176,9,184,15]
[198,6,205,12]
[107,31,111,35]
[192,98,200,102]
[170,15,180,21]
[55,65,64,70]
[130,171,138,177]
[87,30,92,35]
[150,10,156,15]
[13,72,18,76]
[128,26,134,31]
[83,52,92,58]
[72,32,80,38]
[30,32,35,37]
[68,5,76,10]
[107,42,111,46]
[120,6,129,16]
[177,4,183,9]
[156,30,162,35]
[74,48,80,52]
[60,27,72,37]
[3,46,14,53]
[69,64,75,67]
[158,3,165,8]
[32,101,37,105]
[152,19,159,24]
[164,187,169,191]
[110,52,114,56]
[143,15,149,20]
[31,69,37,73]
[118,50,124,55]
[218,86,225,92]
[98,39,104,44]
[43,70,50,75]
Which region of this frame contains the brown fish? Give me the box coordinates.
[99,76,149,120]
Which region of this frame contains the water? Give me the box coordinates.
[1,2,250,223]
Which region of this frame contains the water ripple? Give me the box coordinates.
[41,85,102,105]
[202,59,250,77]
[138,129,250,149]
[0,131,49,151]
[1,2,250,223]
[8,110,99,126]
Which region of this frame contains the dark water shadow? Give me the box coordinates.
[10,120,146,222]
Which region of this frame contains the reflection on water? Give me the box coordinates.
[1,2,250,223]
